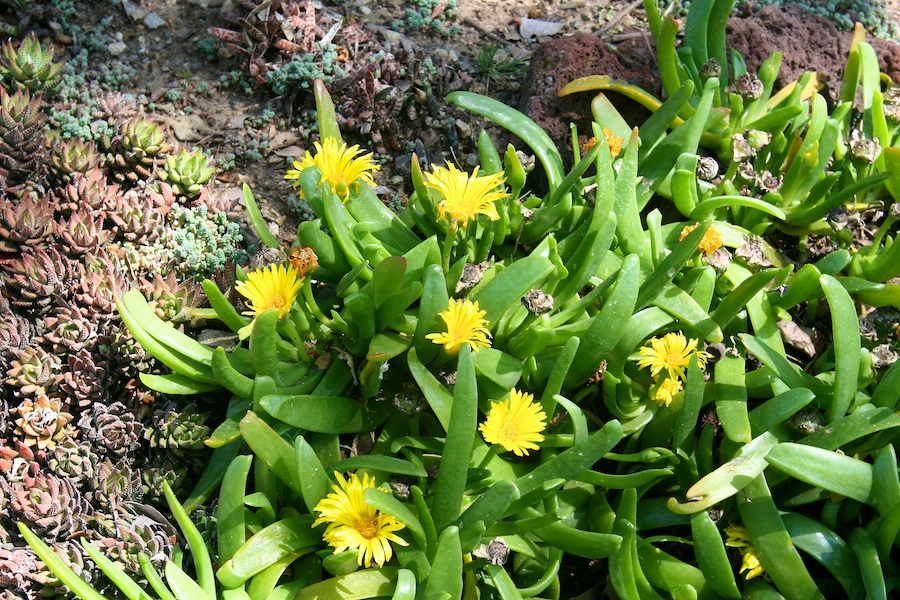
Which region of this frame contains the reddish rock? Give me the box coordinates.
[521,6,900,160]
[727,4,900,94]
[519,33,659,165]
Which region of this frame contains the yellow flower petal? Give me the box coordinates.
[725,524,767,580]
[235,263,304,319]
[479,389,547,456]
[636,331,711,381]
[651,376,683,407]
[424,163,506,229]
[284,137,380,202]
[425,298,492,354]
[313,472,408,568]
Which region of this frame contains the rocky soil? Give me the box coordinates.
[11,0,899,248]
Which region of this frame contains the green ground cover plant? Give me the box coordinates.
[16,0,900,598]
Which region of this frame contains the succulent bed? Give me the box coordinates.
[3,0,900,599]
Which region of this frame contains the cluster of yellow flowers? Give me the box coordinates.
[246,137,547,569]
[636,331,711,406]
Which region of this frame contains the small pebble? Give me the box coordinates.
[143,13,166,29]
[454,120,472,140]
[108,41,128,56]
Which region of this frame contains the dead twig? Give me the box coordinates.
[463,17,512,46]
[597,0,644,36]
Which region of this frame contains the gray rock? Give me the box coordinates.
[143,13,166,29]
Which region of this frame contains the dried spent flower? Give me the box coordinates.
[699,58,721,79]
[849,129,882,163]
[704,247,733,273]
[455,261,491,293]
[735,235,773,268]
[287,246,319,278]
[728,72,763,100]
[731,134,757,162]
[871,344,899,368]
[521,288,554,315]
[696,156,720,181]
[248,246,287,271]
[473,537,510,566]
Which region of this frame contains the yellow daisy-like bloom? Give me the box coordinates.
[479,389,547,456]
[602,127,625,158]
[313,472,409,568]
[651,376,683,407]
[425,298,492,354]
[284,137,380,202]
[235,263,304,319]
[680,222,724,256]
[424,163,506,229]
[724,524,767,580]
[637,332,711,381]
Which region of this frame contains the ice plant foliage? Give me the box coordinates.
[724,524,766,580]
[479,389,547,456]
[426,298,492,354]
[235,263,304,319]
[313,472,408,568]
[285,137,380,202]
[424,163,506,228]
[680,222,723,256]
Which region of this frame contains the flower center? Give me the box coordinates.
[665,351,685,368]
[259,294,287,312]
[499,422,518,442]
[355,516,378,540]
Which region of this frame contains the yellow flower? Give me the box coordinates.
[636,332,711,381]
[651,376,683,407]
[235,263,304,319]
[313,472,409,568]
[424,163,506,229]
[425,298,492,354]
[679,222,723,256]
[479,389,547,456]
[602,127,625,158]
[725,524,766,580]
[285,137,379,202]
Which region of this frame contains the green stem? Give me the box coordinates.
[476,445,502,471]
[188,308,220,321]
[442,222,459,273]
[280,318,308,360]
[302,280,333,328]
[870,214,898,250]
